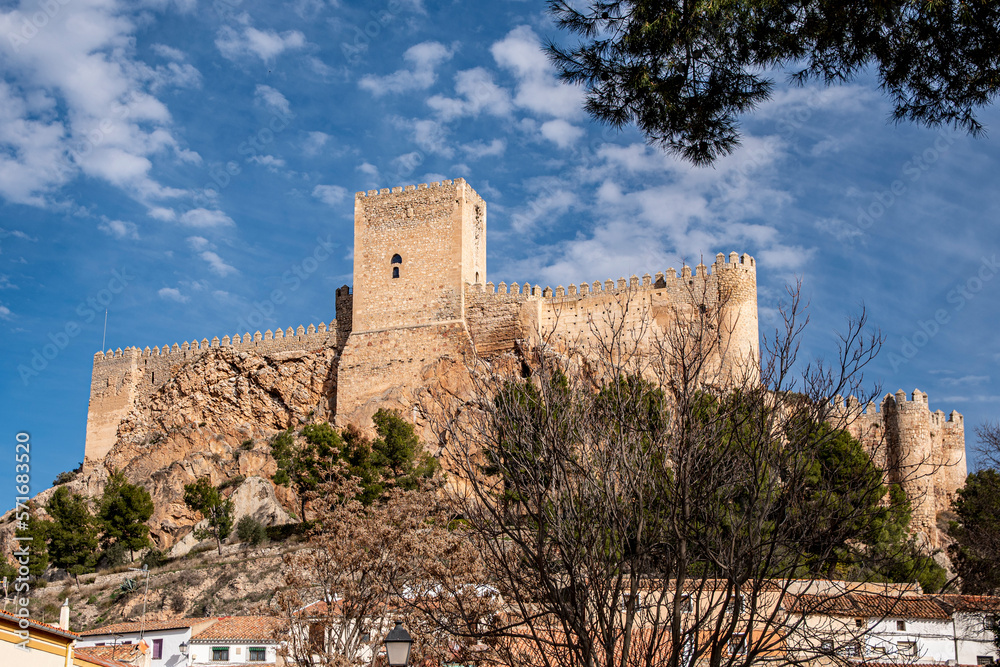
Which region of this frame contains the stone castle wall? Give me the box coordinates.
[82,177,966,551]
[84,286,353,466]
[833,390,966,547]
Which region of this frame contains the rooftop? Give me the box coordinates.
[190,615,286,643]
[0,608,79,640]
[80,617,214,637]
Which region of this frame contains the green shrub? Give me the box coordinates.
[240,439,254,451]
[99,543,129,569]
[218,475,246,491]
[236,516,267,546]
[87,595,98,605]
[142,549,166,569]
[265,521,312,542]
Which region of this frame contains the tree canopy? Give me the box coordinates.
[547,0,1000,165]
[45,486,98,581]
[948,467,1000,594]
[183,478,234,555]
[97,470,155,562]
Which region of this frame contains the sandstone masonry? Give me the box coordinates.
[83,177,966,546]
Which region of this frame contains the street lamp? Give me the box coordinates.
[383,621,413,667]
[178,641,189,655]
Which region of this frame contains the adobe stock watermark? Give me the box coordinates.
[340,0,412,65]
[6,0,72,53]
[888,254,998,371]
[18,268,134,385]
[236,236,337,333]
[12,430,32,649]
[854,130,957,235]
[203,107,292,197]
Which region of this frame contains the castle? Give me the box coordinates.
[83,178,965,546]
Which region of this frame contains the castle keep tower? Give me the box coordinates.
[335,179,485,417]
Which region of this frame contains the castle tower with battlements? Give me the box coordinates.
[81,178,966,548]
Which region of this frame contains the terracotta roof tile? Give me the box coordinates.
[932,594,1000,613]
[80,617,214,636]
[75,644,142,666]
[190,616,286,642]
[0,608,79,640]
[789,594,950,620]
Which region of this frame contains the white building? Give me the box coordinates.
[933,595,1000,666]
[77,618,217,667]
[188,616,285,666]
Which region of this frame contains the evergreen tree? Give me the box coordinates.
[46,487,98,585]
[547,1,1000,166]
[948,468,1000,594]
[98,470,155,562]
[271,424,343,522]
[183,478,234,555]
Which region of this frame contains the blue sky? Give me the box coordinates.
[1,0,998,504]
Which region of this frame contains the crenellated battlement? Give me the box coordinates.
[355,178,462,199]
[91,320,338,364]
[829,388,966,548]
[473,251,756,302]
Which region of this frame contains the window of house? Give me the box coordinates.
[249,647,266,662]
[391,253,402,279]
[855,618,864,628]
[680,594,693,613]
[724,595,743,616]
[727,633,746,656]
[820,640,834,653]
[840,642,860,657]
[977,657,994,666]
[896,620,907,631]
[897,641,917,657]
[309,623,325,651]
[212,646,230,661]
[153,639,163,659]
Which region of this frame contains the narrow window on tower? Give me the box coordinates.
[391,253,402,279]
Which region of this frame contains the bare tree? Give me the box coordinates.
[277,480,494,667]
[423,280,941,667]
[975,421,1000,471]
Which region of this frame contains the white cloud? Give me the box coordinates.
[178,208,235,228]
[98,219,139,240]
[254,84,291,116]
[0,303,10,319]
[148,207,175,221]
[216,25,306,62]
[312,184,347,206]
[491,26,585,120]
[158,287,188,303]
[939,375,990,387]
[540,119,584,148]
[151,44,187,61]
[200,250,238,276]
[186,235,210,251]
[461,139,506,159]
[427,68,512,121]
[359,41,453,96]
[303,131,330,156]
[248,154,286,171]
[0,0,200,207]
[358,162,378,177]
[411,119,453,157]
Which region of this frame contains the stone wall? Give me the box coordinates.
[834,390,966,548]
[84,287,353,467]
[465,251,759,379]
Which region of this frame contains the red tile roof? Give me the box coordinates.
[80,617,214,637]
[190,616,286,642]
[789,593,951,620]
[75,644,142,667]
[0,608,79,640]
[932,594,1000,613]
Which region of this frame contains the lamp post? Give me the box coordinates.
[383,621,413,667]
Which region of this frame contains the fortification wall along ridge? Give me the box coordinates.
[81,176,966,550]
[831,389,966,548]
[85,286,353,465]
